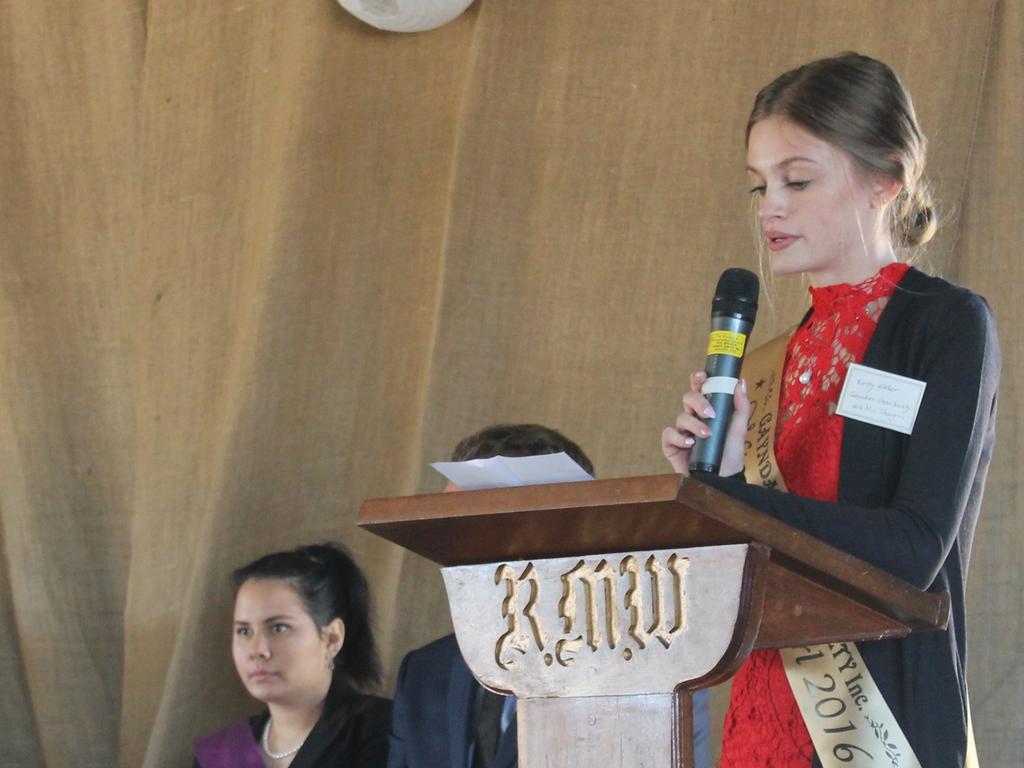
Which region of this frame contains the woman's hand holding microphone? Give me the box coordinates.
[661,370,751,477]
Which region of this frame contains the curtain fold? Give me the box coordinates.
[0,1,143,765]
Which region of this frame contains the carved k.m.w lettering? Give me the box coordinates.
[558,559,620,658]
[494,563,546,670]
[621,554,690,649]
[443,544,752,697]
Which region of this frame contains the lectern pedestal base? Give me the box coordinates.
[518,692,695,768]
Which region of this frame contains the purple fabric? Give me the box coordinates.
[194,718,265,768]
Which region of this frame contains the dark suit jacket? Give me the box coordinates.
[388,634,516,768]
[388,634,711,768]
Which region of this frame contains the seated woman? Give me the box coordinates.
[194,543,390,767]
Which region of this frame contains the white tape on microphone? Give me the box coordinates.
[701,376,740,396]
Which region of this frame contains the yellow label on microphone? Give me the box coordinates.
[707,330,747,358]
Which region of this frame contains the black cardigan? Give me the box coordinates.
[698,267,1000,768]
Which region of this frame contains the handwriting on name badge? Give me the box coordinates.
[836,364,926,435]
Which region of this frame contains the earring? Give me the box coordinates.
[327,656,336,672]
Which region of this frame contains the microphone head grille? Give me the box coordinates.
[712,268,759,320]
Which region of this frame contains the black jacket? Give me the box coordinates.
[195,691,391,768]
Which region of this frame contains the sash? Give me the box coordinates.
[741,328,791,493]
[742,332,925,767]
[194,718,265,768]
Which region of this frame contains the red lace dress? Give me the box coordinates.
[719,261,910,767]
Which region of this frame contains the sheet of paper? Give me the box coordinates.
[430,451,593,491]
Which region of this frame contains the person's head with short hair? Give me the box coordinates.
[450,423,594,476]
[231,543,380,711]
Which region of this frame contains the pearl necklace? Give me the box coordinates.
[261,718,306,761]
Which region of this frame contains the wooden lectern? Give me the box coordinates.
[358,475,949,767]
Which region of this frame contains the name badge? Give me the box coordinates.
[835,363,926,435]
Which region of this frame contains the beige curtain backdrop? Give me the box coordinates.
[0,1,1019,766]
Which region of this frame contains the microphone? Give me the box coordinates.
[689,268,759,474]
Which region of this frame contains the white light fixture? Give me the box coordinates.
[339,0,476,33]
